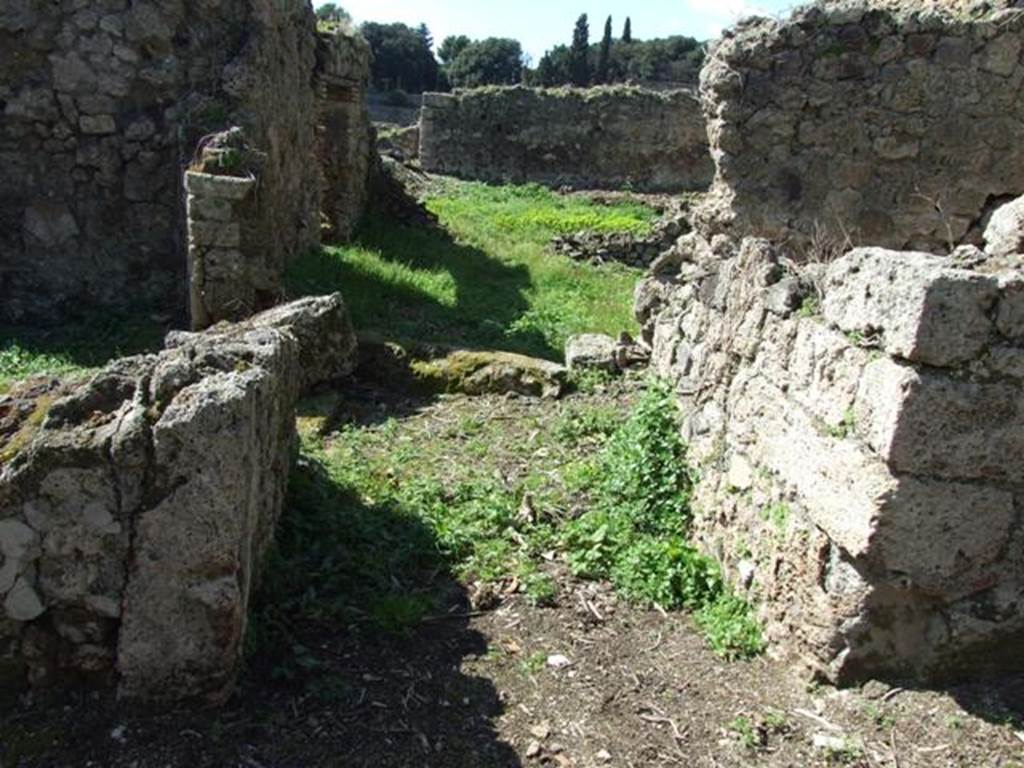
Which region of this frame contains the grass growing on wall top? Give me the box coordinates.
[286,180,650,360]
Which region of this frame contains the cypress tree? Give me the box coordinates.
[569,13,591,86]
[597,15,613,84]
[622,17,632,44]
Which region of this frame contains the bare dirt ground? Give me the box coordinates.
[3,381,1023,768]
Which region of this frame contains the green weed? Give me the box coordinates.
[562,380,764,659]
[730,715,760,750]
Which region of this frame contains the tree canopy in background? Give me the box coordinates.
[316,3,351,24]
[446,38,525,88]
[438,35,472,66]
[569,14,592,86]
[597,16,613,84]
[355,9,704,95]
[361,22,440,92]
[531,17,704,88]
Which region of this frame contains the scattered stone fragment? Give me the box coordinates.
[985,195,1024,258]
[546,654,572,669]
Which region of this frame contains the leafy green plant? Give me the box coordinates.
[761,502,790,535]
[554,404,623,445]
[729,715,760,750]
[562,380,764,659]
[798,295,820,318]
[827,408,857,440]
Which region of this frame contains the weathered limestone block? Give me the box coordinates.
[419,85,713,193]
[638,230,1024,683]
[985,195,1024,258]
[855,358,1024,481]
[822,248,999,367]
[565,334,619,372]
[0,294,357,702]
[696,0,1024,251]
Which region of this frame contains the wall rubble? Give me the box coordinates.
[0,294,357,703]
[419,86,713,193]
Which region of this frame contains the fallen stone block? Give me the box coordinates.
[565,334,619,373]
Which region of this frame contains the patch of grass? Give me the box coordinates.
[285,180,647,361]
[553,404,623,446]
[431,182,656,238]
[562,380,765,660]
[246,443,447,679]
[0,314,164,391]
[761,502,790,535]
[729,715,760,750]
[798,295,820,318]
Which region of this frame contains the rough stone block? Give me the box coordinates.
[184,172,255,201]
[823,248,998,367]
[985,195,1024,258]
[565,333,619,372]
[78,114,116,134]
[189,220,241,248]
[855,358,1024,481]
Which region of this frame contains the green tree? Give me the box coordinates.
[597,15,613,84]
[417,23,433,49]
[447,38,525,88]
[438,34,472,66]
[316,3,351,24]
[533,45,571,86]
[622,17,632,43]
[569,13,591,86]
[361,22,439,92]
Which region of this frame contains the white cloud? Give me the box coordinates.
[682,0,771,38]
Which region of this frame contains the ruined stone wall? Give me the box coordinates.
[0,295,357,703]
[419,86,713,193]
[0,0,323,325]
[697,0,1024,251]
[638,0,1024,683]
[638,233,1023,683]
[316,30,373,242]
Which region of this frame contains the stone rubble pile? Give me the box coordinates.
[552,204,690,269]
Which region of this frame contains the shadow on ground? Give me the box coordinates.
[0,311,169,386]
[0,441,520,768]
[287,213,559,361]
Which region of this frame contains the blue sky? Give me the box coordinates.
[323,0,799,63]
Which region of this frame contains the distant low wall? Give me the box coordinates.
[419,86,713,193]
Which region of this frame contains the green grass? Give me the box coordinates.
[0,314,165,393]
[249,380,763,682]
[285,180,649,360]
